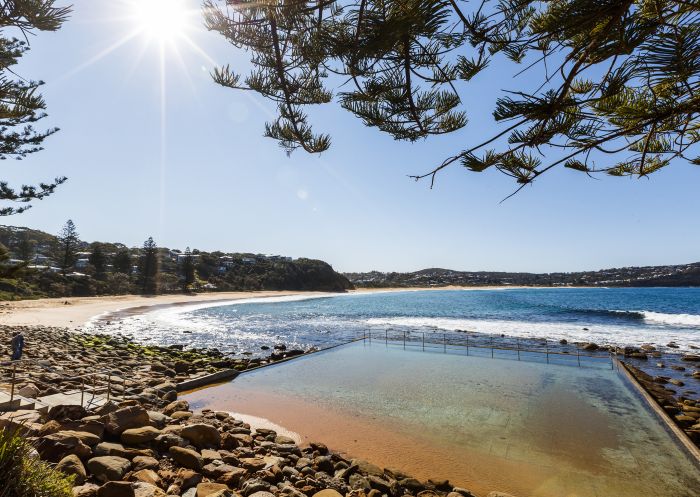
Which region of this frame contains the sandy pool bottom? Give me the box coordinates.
[183,342,700,497]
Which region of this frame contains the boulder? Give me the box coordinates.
[87,456,132,482]
[72,483,101,497]
[163,400,189,416]
[103,406,150,436]
[133,482,167,497]
[58,430,102,447]
[181,424,221,449]
[122,426,161,445]
[56,454,87,485]
[48,404,88,422]
[97,481,135,497]
[169,446,203,471]
[36,432,92,462]
[682,355,700,362]
[17,383,40,398]
[131,469,161,486]
[196,482,230,497]
[132,455,160,472]
[313,491,343,497]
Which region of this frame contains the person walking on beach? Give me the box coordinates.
[10,331,24,361]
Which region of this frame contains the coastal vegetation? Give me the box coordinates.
[346,263,700,288]
[205,0,700,193]
[0,426,74,497]
[0,223,352,299]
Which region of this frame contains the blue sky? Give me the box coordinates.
[3,0,699,273]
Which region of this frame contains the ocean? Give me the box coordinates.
[89,287,700,354]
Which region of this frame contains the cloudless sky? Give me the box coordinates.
[2,0,699,273]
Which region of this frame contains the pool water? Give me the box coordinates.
[184,341,700,497]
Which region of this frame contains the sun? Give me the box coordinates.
[133,0,191,41]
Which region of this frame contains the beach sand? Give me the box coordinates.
[0,285,525,328]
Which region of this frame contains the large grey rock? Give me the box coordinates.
[87,456,132,482]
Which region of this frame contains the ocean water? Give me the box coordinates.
[88,287,700,354]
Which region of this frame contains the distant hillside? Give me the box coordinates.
[344,263,700,288]
[0,225,352,299]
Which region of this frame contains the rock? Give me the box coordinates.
[312,491,343,497]
[37,432,92,462]
[72,483,100,497]
[97,481,135,497]
[103,406,150,436]
[681,355,700,362]
[56,454,87,485]
[201,449,222,463]
[196,482,230,497]
[217,467,247,486]
[274,435,296,445]
[122,426,161,445]
[670,379,685,387]
[451,491,476,497]
[240,457,266,471]
[582,343,598,351]
[169,446,203,471]
[367,475,391,494]
[87,456,132,482]
[58,430,102,447]
[155,433,188,452]
[351,459,383,477]
[18,383,40,398]
[147,411,169,428]
[399,478,424,492]
[181,424,221,449]
[133,482,167,497]
[203,463,240,479]
[163,400,190,416]
[177,468,203,489]
[48,404,89,422]
[172,411,193,420]
[131,469,161,486]
[132,455,160,472]
[250,493,275,497]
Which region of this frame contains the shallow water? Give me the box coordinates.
[184,342,700,497]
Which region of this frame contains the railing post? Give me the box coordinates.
[10,363,17,403]
[545,340,549,364]
[385,329,388,345]
[368,328,371,344]
[517,338,520,361]
[403,330,406,349]
[107,373,111,402]
[80,378,85,407]
[577,347,581,367]
[491,336,494,358]
[443,333,446,353]
[422,332,425,351]
[466,334,469,355]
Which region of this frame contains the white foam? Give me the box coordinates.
[365,316,699,351]
[639,311,700,327]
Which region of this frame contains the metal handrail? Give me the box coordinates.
[0,360,127,410]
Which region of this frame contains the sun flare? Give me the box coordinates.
[133,0,191,41]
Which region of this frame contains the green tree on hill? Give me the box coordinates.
[182,246,196,291]
[54,219,79,276]
[17,232,36,262]
[88,243,107,280]
[112,248,132,275]
[205,0,700,193]
[138,237,159,294]
[0,1,71,216]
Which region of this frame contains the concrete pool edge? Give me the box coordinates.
[615,357,700,468]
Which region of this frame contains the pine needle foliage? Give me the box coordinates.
[205,0,700,189]
[0,1,70,215]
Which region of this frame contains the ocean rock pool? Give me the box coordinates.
[183,341,700,497]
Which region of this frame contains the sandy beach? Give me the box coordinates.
[0,286,526,328]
